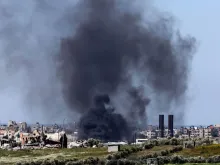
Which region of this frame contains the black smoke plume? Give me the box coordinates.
[78,94,130,141]
[59,0,196,140]
[127,86,150,129]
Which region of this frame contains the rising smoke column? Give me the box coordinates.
[58,0,196,139]
[127,86,150,129]
[78,94,131,141]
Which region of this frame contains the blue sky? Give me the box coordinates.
[155,0,220,125]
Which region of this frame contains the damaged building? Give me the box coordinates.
[0,120,68,149]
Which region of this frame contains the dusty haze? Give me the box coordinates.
[0,0,79,123]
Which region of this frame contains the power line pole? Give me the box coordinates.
[62,118,66,149]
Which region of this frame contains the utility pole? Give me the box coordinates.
[62,118,66,149]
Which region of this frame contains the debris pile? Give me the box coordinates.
[0,130,68,150]
[68,138,100,148]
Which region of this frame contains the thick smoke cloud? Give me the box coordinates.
[78,94,131,141]
[59,0,196,140]
[0,0,196,139]
[0,0,79,123]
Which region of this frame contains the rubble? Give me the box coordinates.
[0,128,68,150]
[0,120,107,151]
[67,139,102,148]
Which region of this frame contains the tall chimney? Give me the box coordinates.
[168,115,174,137]
[159,115,164,138]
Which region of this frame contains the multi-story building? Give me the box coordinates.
[190,127,200,138]
[7,120,19,132]
[214,124,220,137]
[44,124,61,133]
[182,127,188,135]
[146,130,157,139]
[0,126,6,138]
[18,122,27,132]
[174,128,180,136]
[8,120,16,127]
[204,127,212,138]
[177,126,213,138]
[31,122,41,132]
[199,128,205,138]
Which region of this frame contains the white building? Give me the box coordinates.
[146,130,157,139]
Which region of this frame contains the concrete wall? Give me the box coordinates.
[66,134,77,142]
[108,145,119,152]
[45,133,60,141]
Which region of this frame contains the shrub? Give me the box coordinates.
[140,155,220,164]
[170,138,178,145]
[151,140,159,146]
[143,143,153,149]
[86,138,100,147]
[170,155,187,164]
[83,157,99,165]
[160,150,167,156]
[173,146,183,152]
[106,160,117,165]
[206,155,220,163]
[106,154,113,160]
[109,146,142,160]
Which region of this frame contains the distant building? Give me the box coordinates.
[146,130,157,139]
[203,127,212,138]
[8,120,16,127]
[214,124,220,137]
[31,122,41,132]
[0,127,6,137]
[190,127,200,138]
[18,122,27,132]
[214,124,220,128]
[20,133,30,145]
[7,120,19,132]
[44,124,61,133]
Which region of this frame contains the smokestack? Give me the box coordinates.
[159,115,164,138]
[168,115,174,137]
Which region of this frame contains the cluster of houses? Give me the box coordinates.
[2,119,220,150]
[0,120,76,149]
[0,120,62,136]
[140,125,220,139]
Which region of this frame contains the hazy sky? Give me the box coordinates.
[155,0,220,125]
[0,1,218,125]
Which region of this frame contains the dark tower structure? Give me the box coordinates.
[168,115,174,137]
[159,115,164,138]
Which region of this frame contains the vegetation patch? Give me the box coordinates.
[177,144,220,157]
[167,163,220,165]
[129,145,174,159]
[0,138,217,164]
[0,147,108,165]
